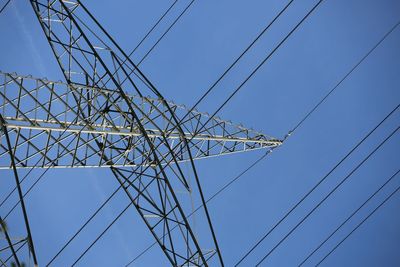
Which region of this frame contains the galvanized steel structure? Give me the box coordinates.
[0,1,282,266]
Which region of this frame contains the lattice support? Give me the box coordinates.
[0,0,283,265]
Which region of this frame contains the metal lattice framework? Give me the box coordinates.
[0,71,281,170]
[0,1,282,266]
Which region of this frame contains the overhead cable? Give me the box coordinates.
[299,168,400,266]
[255,125,400,266]
[235,17,400,265]
[317,178,400,266]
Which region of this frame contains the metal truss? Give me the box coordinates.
[0,114,37,267]
[0,0,282,266]
[0,216,27,267]
[0,71,281,170]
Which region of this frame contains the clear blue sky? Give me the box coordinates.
[0,0,399,266]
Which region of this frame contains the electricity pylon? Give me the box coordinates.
[0,1,282,266]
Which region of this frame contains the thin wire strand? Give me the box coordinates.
[255,125,400,266]
[316,181,400,266]
[17,1,396,266]
[180,0,295,118]
[66,2,322,262]
[70,202,132,266]
[51,1,297,263]
[298,168,400,266]
[0,166,37,209]
[3,167,51,220]
[0,0,11,14]
[130,0,398,264]
[71,149,273,266]
[128,0,179,58]
[0,94,113,219]
[124,149,274,266]
[2,0,306,265]
[234,16,400,264]
[110,0,293,132]
[45,183,124,266]
[19,5,398,267]
[204,0,324,126]
[106,0,195,83]
[0,87,117,266]
[137,0,196,66]
[290,18,400,134]
[235,102,400,265]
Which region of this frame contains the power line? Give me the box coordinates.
[78,12,231,258]
[79,7,230,260]
[192,0,324,134]
[107,0,196,86]
[290,19,400,134]
[0,116,38,266]
[92,0,301,187]
[3,239,27,265]
[316,177,400,266]
[71,201,133,266]
[0,102,116,220]
[70,149,273,266]
[124,5,334,262]
[125,149,275,266]
[0,99,125,266]
[0,164,37,209]
[76,145,270,266]
[66,4,399,262]
[6,0,396,264]
[71,9,384,262]
[121,0,300,195]
[183,0,295,119]
[125,1,400,264]
[299,168,400,266]
[128,0,179,58]
[46,183,123,266]
[255,125,400,266]
[154,0,323,183]
[27,0,384,264]
[117,0,297,146]
[0,0,203,264]
[115,0,295,124]
[0,216,21,267]
[137,0,196,66]
[100,0,304,197]
[0,0,11,14]
[235,102,399,265]
[20,1,398,266]
[47,1,298,263]
[79,149,275,267]
[234,16,400,264]
[2,167,51,220]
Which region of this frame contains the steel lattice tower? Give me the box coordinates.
[0,1,282,266]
